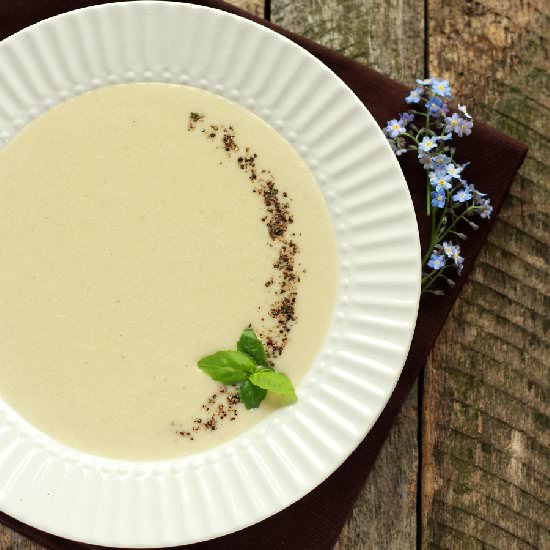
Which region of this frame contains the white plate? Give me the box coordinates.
[0,2,420,546]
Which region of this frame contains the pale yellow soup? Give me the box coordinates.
[0,84,338,460]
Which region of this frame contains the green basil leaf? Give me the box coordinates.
[198,350,255,384]
[249,367,297,402]
[237,328,268,366]
[239,380,268,409]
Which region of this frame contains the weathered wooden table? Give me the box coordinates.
[1,1,548,548]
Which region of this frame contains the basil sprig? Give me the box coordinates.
[198,328,297,409]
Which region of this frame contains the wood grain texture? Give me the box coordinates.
[423,1,550,548]
[271,1,425,548]
[225,0,264,17]
[0,528,41,550]
[271,0,425,76]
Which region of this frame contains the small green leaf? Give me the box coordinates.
[239,380,268,409]
[250,367,297,402]
[237,328,268,366]
[198,350,255,385]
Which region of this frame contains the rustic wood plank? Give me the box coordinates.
[225,0,264,17]
[0,528,41,550]
[271,0,425,76]
[423,0,550,548]
[271,1,425,548]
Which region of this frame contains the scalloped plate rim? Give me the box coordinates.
[0,2,421,546]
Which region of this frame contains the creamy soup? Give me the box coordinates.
[0,84,338,460]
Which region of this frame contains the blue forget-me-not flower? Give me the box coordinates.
[432,153,451,168]
[405,87,423,104]
[431,189,447,209]
[452,186,473,203]
[456,118,473,137]
[385,118,406,138]
[427,252,446,270]
[444,113,463,134]
[419,135,438,152]
[431,79,452,98]
[426,96,443,115]
[430,171,452,191]
[445,163,463,178]
[418,151,435,170]
[383,77,493,294]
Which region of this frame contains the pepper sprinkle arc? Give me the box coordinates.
[188,111,302,359]
[177,112,303,439]
[173,387,240,440]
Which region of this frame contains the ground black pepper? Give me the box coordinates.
[188,112,204,130]
[187,112,302,358]
[178,112,304,440]
[176,387,240,439]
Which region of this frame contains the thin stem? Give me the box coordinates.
[402,132,419,143]
[422,204,480,269]
[422,187,455,265]
[417,127,435,137]
[422,268,446,293]
[424,106,432,217]
[426,174,433,216]
[423,206,445,265]
[440,205,477,241]
[436,193,451,234]
[421,269,439,287]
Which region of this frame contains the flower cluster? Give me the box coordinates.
[384,78,493,295]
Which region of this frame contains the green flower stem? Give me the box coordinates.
[422,267,447,292]
[417,127,435,138]
[424,108,432,216]
[402,132,419,143]
[426,173,431,216]
[440,205,478,241]
[422,278,441,293]
[424,204,438,261]
[422,203,481,270]
[422,198,449,265]
[421,268,439,288]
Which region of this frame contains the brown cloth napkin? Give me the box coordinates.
[0,1,528,549]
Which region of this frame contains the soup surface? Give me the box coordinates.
[0,83,338,459]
